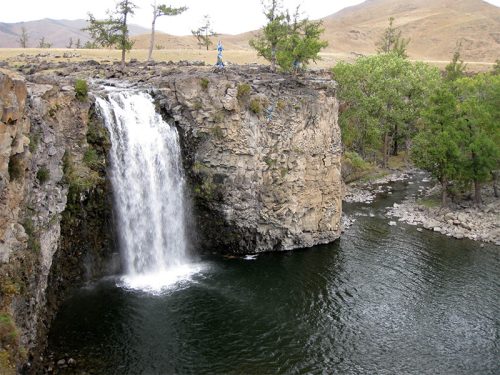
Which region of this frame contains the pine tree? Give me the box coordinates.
[148,1,187,61]
[250,1,327,73]
[84,0,137,68]
[376,17,410,58]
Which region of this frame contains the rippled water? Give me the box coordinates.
[47,179,500,374]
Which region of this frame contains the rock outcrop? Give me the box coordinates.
[152,67,342,252]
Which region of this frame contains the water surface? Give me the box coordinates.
[48,180,500,374]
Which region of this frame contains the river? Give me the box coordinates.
[46,176,499,374]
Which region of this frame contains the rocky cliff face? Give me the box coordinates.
[0,68,114,374]
[152,66,342,253]
[0,61,341,372]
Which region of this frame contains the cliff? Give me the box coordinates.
[0,68,114,373]
[0,61,342,372]
[152,67,342,252]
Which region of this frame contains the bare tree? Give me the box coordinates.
[18,26,29,48]
[148,1,187,61]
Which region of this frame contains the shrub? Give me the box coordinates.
[200,78,209,90]
[36,166,50,184]
[237,83,251,99]
[75,79,88,101]
[249,98,262,114]
[83,148,100,169]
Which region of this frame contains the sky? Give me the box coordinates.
[2,0,500,35]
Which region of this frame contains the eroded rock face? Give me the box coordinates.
[153,68,342,253]
[0,69,114,374]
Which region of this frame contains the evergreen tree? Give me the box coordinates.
[67,37,74,49]
[377,17,410,58]
[332,54,440,166]
[148,1,187,61]
[444,44,467,81]
[411,87,463,207]
[455,74,500,204]
[84,0,137,68]
[250,1,327,73]
[249,0,287,71]
[18,26,29,48]
[76,38,82,49]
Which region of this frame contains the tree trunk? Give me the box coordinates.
[392,123,398,156]
[492,170,499,198]
[271,45,276,72]
[148,14,157,61]
[383,132,389,168]
[473,180,482,206]
[121,1,129,69]
[441,179,448,207]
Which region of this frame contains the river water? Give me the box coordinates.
[47,176,499,374]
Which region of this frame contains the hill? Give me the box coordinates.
[0,19,149,48]
[133,0,499,63]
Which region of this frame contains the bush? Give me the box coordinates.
[83,148,100,169]
[249,98,262,114]
[36,166,50,184]
[75,79,88,101]
[237,83,251,99]
[200,78,209,90]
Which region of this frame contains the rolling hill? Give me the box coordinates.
[0,19,149,48]
[1,0,498,62]
[132,0,500,62]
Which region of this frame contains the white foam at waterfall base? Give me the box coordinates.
[97,91,202,293]
[120,263,207,294]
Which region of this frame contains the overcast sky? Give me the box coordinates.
[2,0,500,35]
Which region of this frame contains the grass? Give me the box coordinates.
[249,98,262,114]
[418,197,441,208]
[75,79,88,101]
[237,83,251,99]
[0,48,496,72]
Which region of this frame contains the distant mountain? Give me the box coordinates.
[0,19,149,48]
[132,0,500,63]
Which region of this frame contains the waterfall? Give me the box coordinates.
[96,91,202,292]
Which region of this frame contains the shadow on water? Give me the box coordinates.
[47,177,500,374]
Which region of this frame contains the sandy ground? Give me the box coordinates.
[0,48,495,72]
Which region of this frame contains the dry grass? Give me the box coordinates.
[0,48,495,72]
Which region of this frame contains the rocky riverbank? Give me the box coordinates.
[386,186,500,245]
[343,168,499,246]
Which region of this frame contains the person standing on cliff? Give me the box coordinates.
[216,40,224,68]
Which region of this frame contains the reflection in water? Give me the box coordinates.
[48,179,500,374]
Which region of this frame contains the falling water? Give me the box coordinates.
[96,91,202,292]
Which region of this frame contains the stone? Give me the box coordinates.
[389,221,397,226]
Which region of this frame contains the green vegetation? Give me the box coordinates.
[36,166,50,184]
[334,50,500,207]
[148,3,187,61]
[210,125,224,139]
[84,0,137,68]
[333,53,440,167]
[237,83,251,100]
[191,15,217,51]
[249,0,327,72]
[200,77,210,90]
[22,217,40,253]
[249,98,262,114]
[376,17,410,58]
[75,79,88,101]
